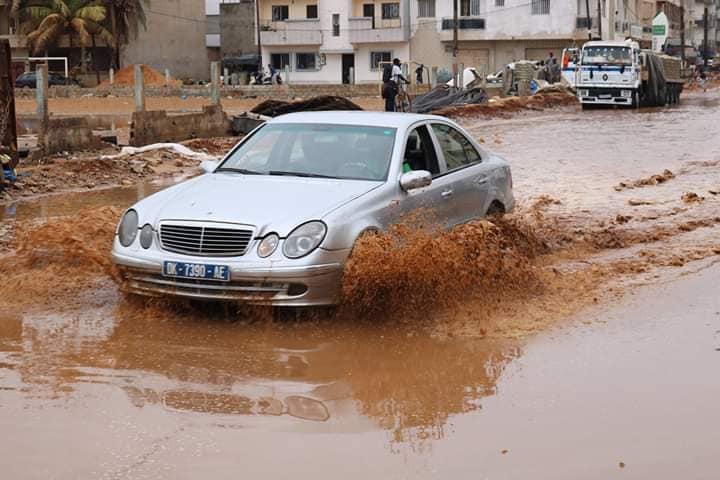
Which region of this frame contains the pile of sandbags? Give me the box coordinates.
[250,96,363,117]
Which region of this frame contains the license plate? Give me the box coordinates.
[163,261,230,282]
[599,94,612,99]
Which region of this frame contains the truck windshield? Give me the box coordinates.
[582,46,632,66]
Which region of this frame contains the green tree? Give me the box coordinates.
[20,0,114,81]
[105,0,148,69]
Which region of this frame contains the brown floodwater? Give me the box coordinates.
[1,92,719,479]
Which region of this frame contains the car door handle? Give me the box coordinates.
[441,189,453,198]
[475,176,489,185]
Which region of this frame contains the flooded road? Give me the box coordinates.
[1,93,719,478]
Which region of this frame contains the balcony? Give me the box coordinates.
[438,17,486,41]
[259,19,322,46]
[348,17,407,43]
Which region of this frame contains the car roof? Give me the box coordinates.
[266,111,449,129]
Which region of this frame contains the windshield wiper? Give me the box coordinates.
[215,167,263,175]
[268,170,337,179]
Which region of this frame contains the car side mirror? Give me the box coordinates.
[399,170,432,191]
[200,160,219,174]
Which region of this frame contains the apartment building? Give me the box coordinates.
[688,0,719,56]
[254,0,624,83]
[255,0,410,83]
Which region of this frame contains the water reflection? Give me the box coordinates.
[0,301,521,448]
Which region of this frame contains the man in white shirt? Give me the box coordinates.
[383,58,409,112]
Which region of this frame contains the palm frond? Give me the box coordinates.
[27,22,64,54]
[70,17,92,45]
[75,5,107,23]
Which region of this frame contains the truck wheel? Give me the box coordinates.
[631,91,639,109]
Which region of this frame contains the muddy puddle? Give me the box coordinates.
[1,91,719,478]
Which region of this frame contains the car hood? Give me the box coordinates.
[134,173,382,235]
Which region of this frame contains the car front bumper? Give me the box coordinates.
[112,242,351,306]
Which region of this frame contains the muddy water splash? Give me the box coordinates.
[341,214,549,318]
[0,206,121,309]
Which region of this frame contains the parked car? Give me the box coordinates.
[14,71,79,88]
[112,111,515,306]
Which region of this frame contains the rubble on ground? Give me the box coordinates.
[99,64,181,88]
[433,90,578,118]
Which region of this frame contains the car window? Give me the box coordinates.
[403,125,440,176]
[431,124,481,171]
[219,123,396,181]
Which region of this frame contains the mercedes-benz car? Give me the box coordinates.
[112,111,514,306]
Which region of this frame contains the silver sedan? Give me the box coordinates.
[112,111,514,306]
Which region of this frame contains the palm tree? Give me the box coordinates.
[105,0,147,69]
[20,0,113,55]
[20,0,114,82]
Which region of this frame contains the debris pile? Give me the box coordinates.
[433,90,577,118]
[250,96,363,117]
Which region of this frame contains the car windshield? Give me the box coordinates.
[217,123,396,181]
[582,46,632,66]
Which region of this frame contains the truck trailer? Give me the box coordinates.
[576,40,684,108]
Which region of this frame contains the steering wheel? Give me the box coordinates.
[337,162,376,179]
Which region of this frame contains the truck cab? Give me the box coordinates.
[577,40,641,107]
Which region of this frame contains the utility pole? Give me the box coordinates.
[255,0,263,75]
[703,6,709,68]
[452,0,458,89]
[680,0,685,66]
[608,0,615,40]
[585,0,592,40]
[597,0,603,39]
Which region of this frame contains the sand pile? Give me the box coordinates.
[99,64,180,87]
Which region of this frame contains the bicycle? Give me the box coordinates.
[395,80,412,112]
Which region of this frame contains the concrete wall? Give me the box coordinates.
[40,117,104,154]
[220,1,256,57]
[123,0,210,81]
[130,105,230,146]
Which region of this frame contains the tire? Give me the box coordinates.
[631,90,640,109]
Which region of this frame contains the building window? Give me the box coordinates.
[306,5,318,19]
[460,0,481,16]
[495,0,504,6]
[332,13,340,36]
[296,53,317,70]
[370,51,392,70]
[418,0,435,17]
[271,53,291,70]
[531,0,550,15]
[381,3,400,19]
[271,5,289,21]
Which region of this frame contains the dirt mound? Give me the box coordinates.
[250,96,363,117]
[433,91,578,118]
[341,215,549,318]
[99,64,180,87]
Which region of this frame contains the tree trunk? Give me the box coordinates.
[68,34,73,85]
[91,33,100,85]
[110,3,120,70]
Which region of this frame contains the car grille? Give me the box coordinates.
[159,223,254,257]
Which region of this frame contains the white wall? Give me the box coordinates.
[354,43,410,83]
[434,0,579,39]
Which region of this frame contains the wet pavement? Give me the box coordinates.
[1,93,720,479]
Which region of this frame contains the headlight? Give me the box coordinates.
[139,224,153,249]
[621,90,632,98]
[579,89,589,97]
[257,233,279,258]
[282,221,326,259]
[118,209,139,247]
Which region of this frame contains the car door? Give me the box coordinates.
[392,123,460,227]
[429,123,492,225]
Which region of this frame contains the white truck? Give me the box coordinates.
[576,40,684,108]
